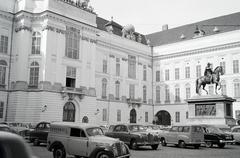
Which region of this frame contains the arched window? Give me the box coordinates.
[29,62,39,87]
[63,102,75,122]
[82,116,89,123]
[130,109,137,123]
[31,32,41,54]
[0,60,7,86]
[143,85,147,103]
[102,78,107,99]
[156,86,160,103]
[115,81,120,100]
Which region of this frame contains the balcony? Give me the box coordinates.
[61,87,85,100]
[127,98,142,108]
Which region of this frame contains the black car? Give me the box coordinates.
[29,121,50,146]
[200,125,235,148]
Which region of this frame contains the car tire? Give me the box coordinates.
[205,142,213,148]
[161,138,167,146]
[33,139,40,146]
[95,151,112,158]
[130,140,138,150]
[194,144,200,149]
[151,144,159,150]
[53,146,66,158]
[178,141,186,148]
[217,143,225,148]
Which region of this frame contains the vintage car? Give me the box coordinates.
[0,131,36,158]
[0,124,18,134]
[144,124,167,137]
[160,125,204,149]
[231,126,240,144]
[105,124,160,150]
[29,121,50,146]
[47,122,130,158]
[200,124,235,148]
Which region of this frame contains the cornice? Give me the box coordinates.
[0,11,14,21]
[154,41,240,60]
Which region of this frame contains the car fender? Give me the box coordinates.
[89,146,114,158]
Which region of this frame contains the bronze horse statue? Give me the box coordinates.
[196,66,224,95]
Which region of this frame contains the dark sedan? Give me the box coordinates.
[105,124,160,150]
[29,121,50,146]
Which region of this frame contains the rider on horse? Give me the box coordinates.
[204,63,213,83]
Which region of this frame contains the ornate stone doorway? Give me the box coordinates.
[155,110,171,126]
[130,109,137,123]
[63,102,75,122]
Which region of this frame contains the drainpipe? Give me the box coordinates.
[151,46,154,124]
[5,0,16,121]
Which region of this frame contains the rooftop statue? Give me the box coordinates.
[196,63,224,95]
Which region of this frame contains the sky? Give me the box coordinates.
[90,0,240,35]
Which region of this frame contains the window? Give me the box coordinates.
[117,110,121,122]
[234,81,240,98]
[115,81,120,100]
[0,102,4,118]
[156,86,160,103]
[165,69,169,81]
[175,87,180,102]
[102,78,107,99]
[0,60,7,86]
[129,84,135,99]
[220,61,226,74]
[185,66,190,78]
[128,55,136,79]
[103,59,107,73]
[209,85,214,95]
[165,86,170,103]
[31,32,41,54]
[175,112,180,122]
[70,128,86,137]
[29,62,39,87]
[0,35,8,54]
[143,65,147,81]
[65,27,79,59]
[145,112,148,122]
[175,68,179,80]
[63,102,75,122]
[116,58,120,76]
[103,108,107,121]
[186,87,191,99]
[143,86,147,103]
[233,60,239,73]
[196,65,201,78]
[156,71,160,82]
[186,111,188,119]
[221,83,226,95]
[66,66,76,88]
[226,103,232,117]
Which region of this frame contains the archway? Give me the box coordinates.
[155,110,171,126]
[130,109,137,123]
[63,102,75,122]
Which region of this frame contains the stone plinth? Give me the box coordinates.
[186,95,236,127]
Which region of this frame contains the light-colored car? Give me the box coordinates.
[160,125,205,149]
[47,122,130,158]
[144,124,168,137]
[231,126,240,144]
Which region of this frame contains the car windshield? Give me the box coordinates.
[204,126,223,133]
[0,127,10,131]
[86,127,104,136]
[129,125,146,132]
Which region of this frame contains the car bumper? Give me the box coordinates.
[219,140,235,143]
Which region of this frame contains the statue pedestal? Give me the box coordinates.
[186,95,236,127]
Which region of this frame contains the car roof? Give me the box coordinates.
[50,122,100,129]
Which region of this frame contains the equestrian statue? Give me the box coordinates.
[196,63,224,95]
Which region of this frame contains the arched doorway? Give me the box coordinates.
[155,110,171,126]
[82,116,89,123]
[130,109,137,123]
[63,102,75,122]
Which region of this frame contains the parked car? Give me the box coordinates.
[47,122,130,158]
[99,125,109,134]
[5,122,33,139]
[160,125,204,149]
[105,124,160,150]
[144,124,167,137]
[0,124,18,134]
[29,121,50,146]
[200,124,235,148]
[230,126,240,144]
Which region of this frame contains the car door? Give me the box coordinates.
[166,126,178,143]
[68,128,88,157]
[119,125,131,144]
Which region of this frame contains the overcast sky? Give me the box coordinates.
[90,0,240,35]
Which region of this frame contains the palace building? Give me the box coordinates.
[0,0,239,126]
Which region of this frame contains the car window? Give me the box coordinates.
[128,125,145,132]
[170,126,178,132]
[37,123,45,129]
[183,126,190,132]
[70,128,81,137]
[178,126,184,132]
[121,126,128,132]
[233,128,240,133]
[45,123,50,129]
[192,126,202,133]
[86,127,104,136]
[114,125,122,132]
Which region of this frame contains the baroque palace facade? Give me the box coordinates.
[0,0,240,126]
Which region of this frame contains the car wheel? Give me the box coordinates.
[53,146,66,158]
[178,141,186,148]
[194,144,200,149]
[151,144,159,150]
[161,138,167,146]
[33,139,40,146]
[130,140,138,150]
[96,151,112,158]
[217,143,225,148]
[205,142,213,148]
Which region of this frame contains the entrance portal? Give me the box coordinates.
[155,110,171,126]
[130,109,137,123]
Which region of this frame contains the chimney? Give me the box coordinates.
[162,24,168,31]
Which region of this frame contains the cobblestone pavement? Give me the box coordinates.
[31,143,240,158]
